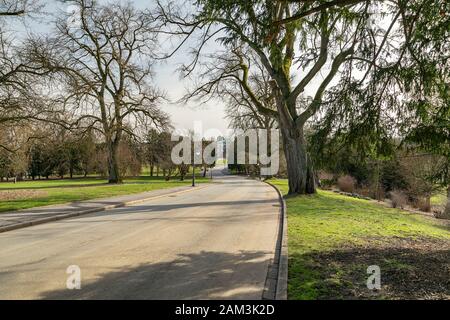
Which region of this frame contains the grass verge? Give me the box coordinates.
[431,189,447,206]
[0,176,210,213]
[269,179,450,300]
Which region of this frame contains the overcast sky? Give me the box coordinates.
[11,0,230,137]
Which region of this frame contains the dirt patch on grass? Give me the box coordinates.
[295,237,450,299]
[0,189,48,201]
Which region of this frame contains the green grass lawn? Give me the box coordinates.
[0,177,107,190]
[0,175,210,213]
[431,189,447,206]
[269,179,450,300]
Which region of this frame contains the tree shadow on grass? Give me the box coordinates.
[0,182,108,191]
[40,250,272,300]
[289,239,450,300]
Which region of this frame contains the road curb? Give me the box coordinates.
[0,184,210,234]
[263,180,288,300]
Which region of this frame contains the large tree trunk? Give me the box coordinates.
[281,125,316,195]
[443,185,450,219]
[107,140,121,184]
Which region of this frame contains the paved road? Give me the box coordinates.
[0,171,280,299]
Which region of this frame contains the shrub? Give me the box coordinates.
[434,206,450,219]
[320,179,334,190]
[381,159,408,192]
[356,186,370,197]
[337,175,356,193]
[415,197,431,212]
[359,183,386,201]
[389,190,408,209]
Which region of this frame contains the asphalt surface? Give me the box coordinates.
[0,170,280,299]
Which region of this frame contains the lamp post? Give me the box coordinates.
[192,151,200,187]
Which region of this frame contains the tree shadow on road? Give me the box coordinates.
[40,250,272,300]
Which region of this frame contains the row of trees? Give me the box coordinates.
[0,125,143,181]
[0,131,217,185]
[145,129,216,180]
[0,122,216,182]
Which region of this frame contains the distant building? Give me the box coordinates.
[216,136,226,160]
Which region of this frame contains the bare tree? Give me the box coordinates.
[31,0,169,183]
[0,0,27,16]
[399,154,447,213]
[0,23,56,153]
[225,76,277,132]
[0,0,42,16]
[0,0,56,160]
[186,50,278,131]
